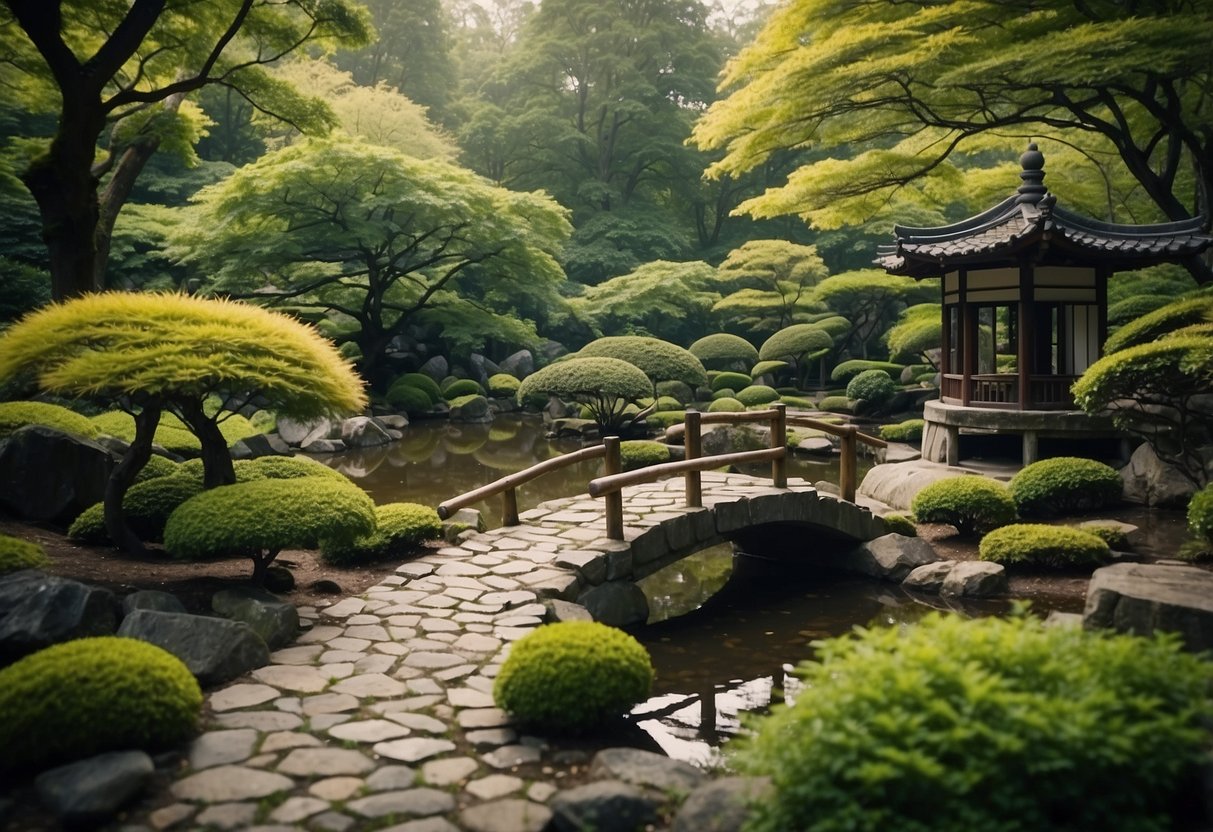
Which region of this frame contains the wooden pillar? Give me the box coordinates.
[770,403,787,488]
[685,410,702,508]
[960,270,974,406]
[940,303,951,376]
[604,437,623,540]
[1096,265,1109,357]
[1018,263,1033,410]
[502,488,519,526]
[839,425,857,502]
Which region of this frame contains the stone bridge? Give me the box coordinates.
[447,471,890,626]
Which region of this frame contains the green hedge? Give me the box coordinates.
[644,410,686,429]
[735,613,1213,832]
[879,419,925,442]
[688,333,759,368]
[1008,457,1123,517]
[321,502,442,565]
[911,476,1016,537]
[780,395,816,410]
[494,622,653,733]
[0,533,50,574]
[711,371,753,393]
[487,373,521,398]
[881,513,917,537]
[751,360,790,378]
[979,523,1110,568]
[0,401,100,440]
[69,475,206,544]
[708,397,745,413]
[829,360,904,384]
[0,637,201,772]
[736,384,780,406]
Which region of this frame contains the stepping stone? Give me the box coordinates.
[384,712,447,734]
[366,765,419,792]
[466,775,524,800]
[330,673,408,698]
[344,624,390,641]
[452,633,502,654]
[466,728,517,748]
[188,729,259,770]
[270,644,324,664]
[213,711,302,732]
[309,777,366,801]
[457,708,512,729]
[260,732,322,753]
[252,665,332,694]
[421,756,479,786]
[195,802,257,830]
[171,766,293,802]
[328,720,411,743]
[482,745,541,769]
[270,796,329,824]
[209,684,280,712]
[460,799,552,832]
[277,748,375,777]
[447,688,495,708]
[302,693,359,715]
[345,788,455,819]
[403,652,465,670]
[373,737,457,763]
[323,599,367,618]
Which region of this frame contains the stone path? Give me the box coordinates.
[123,473,873,832]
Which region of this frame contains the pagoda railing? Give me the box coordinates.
[941,374,1078,410]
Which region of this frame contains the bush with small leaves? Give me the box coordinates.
[736,384,780,406]
[1189,485,1213,547]
[92,410,261,454]
[1103,296,1213,354]
[386,384,435,414]
[830,360,905,384]
[979,523,1110,568]
[443,379,485,400]
[0,401,100,440]
[578,336,708,387]
[911,476,1017,537]
[780,395,816,410]
[321,502,442,565]
[394,372,443,403]
[735,613,1213,832]
[711,388,738,401]
[620,440,672,471]
[1078,523,1130,550]
[846,369,896,408]
[655,380,694,404]
[708,397,745,413]
[0,637,202,772]
[0,533,50,574]
[644,410,686,429]
[69,475,206,544]
[689,333,760,369]
[711,371,753,393]
[817,396,853,414]
[244,455,352,482]
[1008,457,1123,517]
[487,373,521,398]
[494,621,653,733]
[517,357,652,434]
[880,419,925,443]
[759,325,833,363]
[881,513,917,537]
[134,454,181,482]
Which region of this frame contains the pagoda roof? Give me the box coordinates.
[877,144,1212,278]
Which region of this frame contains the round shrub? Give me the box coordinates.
[1008,457,1123,517]
[711,387,738,401]
[879,418,925,443]
[817,395,853,414]
[517,357,652,431]
[708,397,745,413]
[321,502,442,565]
[736,384,780,406]
[0,533,50,573]
[0,401,100,440]
[688,333,759,369]
[0,637,202,772]
[979,523,1110,568]
[134,454,181,483]
[655,380,694,404]
[69,475,206,544]
[245,455,351,482]
[620,440,672,471]
[735,613,1213,832]
[881,513,917,537]
[386,383,435,414]
[751,360,789,378]
[780,395,816,410]
[830,359,905,384]
[395,372,443,402]
[911,476,1017,537]
[92,410,261,453]
[1189,484,1213,546]
[487,373,521,398]
[1076,522,1129,550]
[644,410,686,429]
[711,371,753,393]
[1103,295,1213,354]
[845,369,896,406]
[578,336,708,387]
[494,621,653,733]
[759,325,832,363]
[443,378,485,400]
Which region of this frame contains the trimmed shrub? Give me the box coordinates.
[395,372,443,403]
[1189,484,1213,546]
[655,380,694,404]
[245,455,351,482]
[517,357,652,433]
[0,401,100,440]
[0,637,202,772]
[386,384,435,414]
[708,397,745,413]
[736,384,780,406]
[911,476,1017,537]
[979,523,1110,568]
[751,360,789,378]
[1107,294,1172,329]
[69,475,206,544]
[845,369,896,407]
[711,371,753,393]
[711,387,738,401]
[494,621,653,733]
[321,502,442,565]
[1079,522,1130,550]
[578,336,708,387]
[759,325,832,362]
[0,533,50,573]
[1008,457,1122,517]
[644,410,686,429]
[487,373,521,398]
[817,395,853,414]
[879,419,925,443]
[620,440,672,471]
[881,513,917,537]
[443,378,485,399]
[689,333,759,369]
[735,613,1213,832]
[780,395,816,410]
[1103,296,1213,354]
[92,410,261,453]
[134,454,181,483]
[830,359,904,384]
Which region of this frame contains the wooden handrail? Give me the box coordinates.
[588,448,785,497]
[666,413,887,448]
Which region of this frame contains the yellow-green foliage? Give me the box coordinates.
[395,373,442,402]
[0,637,202,772]
[135,454,181,482]
[1103,296,1213,354]
[881,513,917,537]
[1008,457,1123,517]
[736,384,780,406]
[321,502,442,565]
[752,359,790,378]
[0,293,366,418]
[831,359,905,383]
[0,533,51,573]
[577,336,708,387]
[92,410,261,453]
[494,622,654,733]
[708,397,745,412]
[386,384,435,414]
[620,440,672,471]
[1188,485,1213,547]
[644,410,686,428]
[734,614,1213,832]
[780,395,816,410]
[689,333,759,369]
[0,401,100,440]
[759,325,832,363]
[911,476,1017,537]
[817,395,853,414]
[711,387,738,400]
[443,378,485,399]
[880,419,925,442]
[164,477,376,560]
[488,373,521,397]
[980,523,1110,568]
[69,475,206,544]
[1075,522,1129,550]
[244,455,351,482]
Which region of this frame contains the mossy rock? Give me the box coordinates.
[393,372,443,403]
[243,455,352,482]
[0,401,100,441]
[487,373,521,398]
[736,384,780,406]
[321,502,442,565]
[620,440,672,472]
[0,533,51,574]
[780,395,816,410]
[69,474,206,544]
[708,397,745,413]
[443,378,486,400]
[386,384,435,414]
[911,476,1017,538]
[711,388,738,401]
[644,411,686,429]
[751,360,790,379]
[882,513,918,537]
[1008,457,1123,517]
[979,523,1110,568]
[0,637,202,772]
[493,621,653,733]
[880,419,925,443]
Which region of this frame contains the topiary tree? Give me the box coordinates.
[493,621,654,734]
[0,533,51,574]
[708,397,746,413]
[1102,296,1213,355]
[711,371,754,393]
[0,294,366,554]
[576,336,708,389]
[688,333,760,371]
[0,401,100,440]
[91,409,262,455]
[885,303,942,368]
[516,357,653,436]
[1008,457,1123,517]
[736,384,781,406]
[760,324,834,388]
[164,476,376,584]
[911,476,1017,537]
[979,523,1110,568]
[321,502,442,565]
[831,360,906,384]
[845,369,897,413]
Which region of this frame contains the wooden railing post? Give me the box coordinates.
[839,424,857,502]
[604,436,624,540]
[770,402,787,488]
[685,410,702,507]
[502,488,519,526]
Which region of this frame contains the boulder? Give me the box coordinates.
[589,748,705,795]
[468,353,501,386]
[301,437,346,454]
[1084,563,1213,651]
[671,777,773,832]
[1120,443,1198,508]
[443,508,487,542]
[341,416,394,449]
[940,561,1007,597]
[263,566,296,593]
[882,443,922,464]
[901,561,956,594]
[301,421,340,446]
[375,414,409,431]
[121,590,186,616]
[550,781,660,832]
[118,609,270,687]
[276,416,332,447]
[700,425,766,458]
[0,426,116,522]
[229,433,291,460]
[418,356,449,382]
[577,582,649,627]
[0,571,119,665]
[36,751,154,828]
[211,586,299,650]
[542,398,579,422]
[544,598,593,622]
[857,461,969,511]
[498,350,535,379]
[843,534,939,582]
[791,437,834,456]
[549,418,599,440]
[449,395,492,423]
[535,340,569,364]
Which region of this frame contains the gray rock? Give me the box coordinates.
[212,586,299,649]
[589,748,705,794]
[882,443,922,464]
[36,751,154,827]
[0,571,119,664]
[376,414,409,430]
[468,354,500,386]
[497,350,535,380]
[443,508,486,541]
[791,437,834,456]
[229,433,291,460]
[1120,443,1196,507]
[302,438,347,454]
[263,566,295,593]
[535,340,569,364]
[901,561,956,594]
[448,395,492,423]
[341,416,394,449]
[460,799,551,832]
[671,777,773,832]
[550,781,660,832]
[857,461,969,511]
[1084,563,1213,651]
[577,582,649,627]
[940,561,1007,597]
[0,426,116,522]
[418,356,449,382]
[276,416,332,446]
[699,425,766,458]
[545,598,593,622]
[121,589,186,616]
[301,421,341,446]
[549,418,598,439]
[118,609,270,687]
[845,534,939,582]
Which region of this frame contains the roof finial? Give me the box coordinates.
[1016,141,1047,205]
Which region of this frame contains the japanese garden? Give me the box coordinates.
[1,0,1212,830]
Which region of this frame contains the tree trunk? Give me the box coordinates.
[103,402,162,554]
[250,549,279,586]
[177,400,236,488]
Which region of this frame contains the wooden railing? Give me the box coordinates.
[940,373,1078,409]
[437,403,885,541]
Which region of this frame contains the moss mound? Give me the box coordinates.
[386,383,436,414]
[244,455,352,482]
[0,401,100,440]
[394,372,443,402]
[487,373,521,398]
[879,419,925,443]
[817,395,853,414]
[736,384,780,406]
[979,523,1110,568]
[708,397,745,413]
[0,533,51,574]
[1008,457,1123,517]
[0,637,202,772]
[881,513,918,537]
[69,474,206,544]
[644,410,686,429]
[620,440,672,471]
[711,371,753,393]
[494,621,653,733]
[779,395,816,410]
[443,378,486,399]
[751,360,790,378]
[134,454,182,482]
[321,502,442,565]
[911,476,1017,537]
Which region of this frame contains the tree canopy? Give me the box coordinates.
[572,260,720,343]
